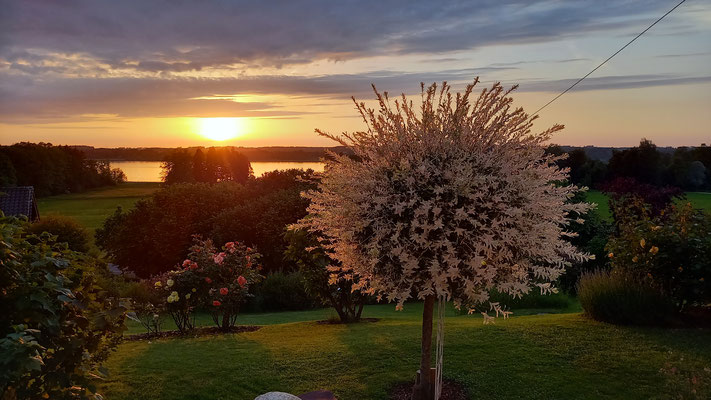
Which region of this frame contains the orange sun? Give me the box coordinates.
[199,118,244,141]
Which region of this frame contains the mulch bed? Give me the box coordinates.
[316,317,380,325]
[389,379,469,400]
[125,325,261,341]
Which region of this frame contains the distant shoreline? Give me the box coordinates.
[71,144,692,163]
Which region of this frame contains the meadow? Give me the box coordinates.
[103,303,711,400]
[36,182,160,231]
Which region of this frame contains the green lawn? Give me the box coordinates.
[36,182,160,231]
[586,190,711,220]
[103,304,711,400]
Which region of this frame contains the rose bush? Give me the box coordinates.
[151,237,262,332]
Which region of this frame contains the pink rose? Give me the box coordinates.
[220,287,229,296]
[237,276,247,287]
[213,253,225,265]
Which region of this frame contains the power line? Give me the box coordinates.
[532,0,687,116]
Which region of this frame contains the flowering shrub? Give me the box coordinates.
[152,237,262,332]
[606,200,711,310]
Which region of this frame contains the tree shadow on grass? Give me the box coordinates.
[102,331,285,400]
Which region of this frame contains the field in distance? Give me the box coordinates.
[37,183,710,231]
[37,182,160,231]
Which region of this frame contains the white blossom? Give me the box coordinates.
[298,80,592,311]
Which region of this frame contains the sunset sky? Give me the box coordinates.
[1,0,709,148]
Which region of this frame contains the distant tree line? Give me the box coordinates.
[0,142,126,196]
[546,139,711,190]
[161,147,252,184]
[76,145,353,162]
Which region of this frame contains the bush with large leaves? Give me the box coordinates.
[0,216,127,400]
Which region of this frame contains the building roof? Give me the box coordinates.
[0,186,40,221]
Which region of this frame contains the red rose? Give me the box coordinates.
[237,276,247,287]
[213,300,221,306]
[205,277,212,284]
[220,287,229,295]
[190,261,199,270]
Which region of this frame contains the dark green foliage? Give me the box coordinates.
[545,145,609,187]
[608,139,668,186]
[0,142,125,196]
[95,183,249,277]
[578,270,674,325]
[96,170,317,277]
[246,272,318,312]
[212,188,310,273]
[25,214,91,252]
[558,202,613,294]
[284,229,366,322]
[162,147,252,184]
[0,215,127,399]
[547,140,711,190]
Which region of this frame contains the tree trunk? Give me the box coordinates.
[221,312,231,331]
[411,295,435,400]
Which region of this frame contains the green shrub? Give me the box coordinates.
[246,272,318,312]
[0,215,127,399]
[606,201,711,310]
[578,270,674,325]
[26,214,91,252]
[284,229,366,322]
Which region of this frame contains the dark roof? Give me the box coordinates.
[0,186,40,221]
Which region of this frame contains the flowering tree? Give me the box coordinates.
[299,80,591,399]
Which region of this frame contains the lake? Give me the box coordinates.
[109,161,325,182]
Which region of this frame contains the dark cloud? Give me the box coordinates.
[656,52,711,58]
[516,74,711,93]
[3,68,708,123]
[1,0,676,72]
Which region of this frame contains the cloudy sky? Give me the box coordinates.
[1,0,709,147]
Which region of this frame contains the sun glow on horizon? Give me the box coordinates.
[198,117,244,141]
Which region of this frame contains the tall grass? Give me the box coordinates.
[577,270,674,325]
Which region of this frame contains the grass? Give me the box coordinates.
[586,190,711,221]
[123,297,580,335]
[103,303,711,400]
[36,182,160,231]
